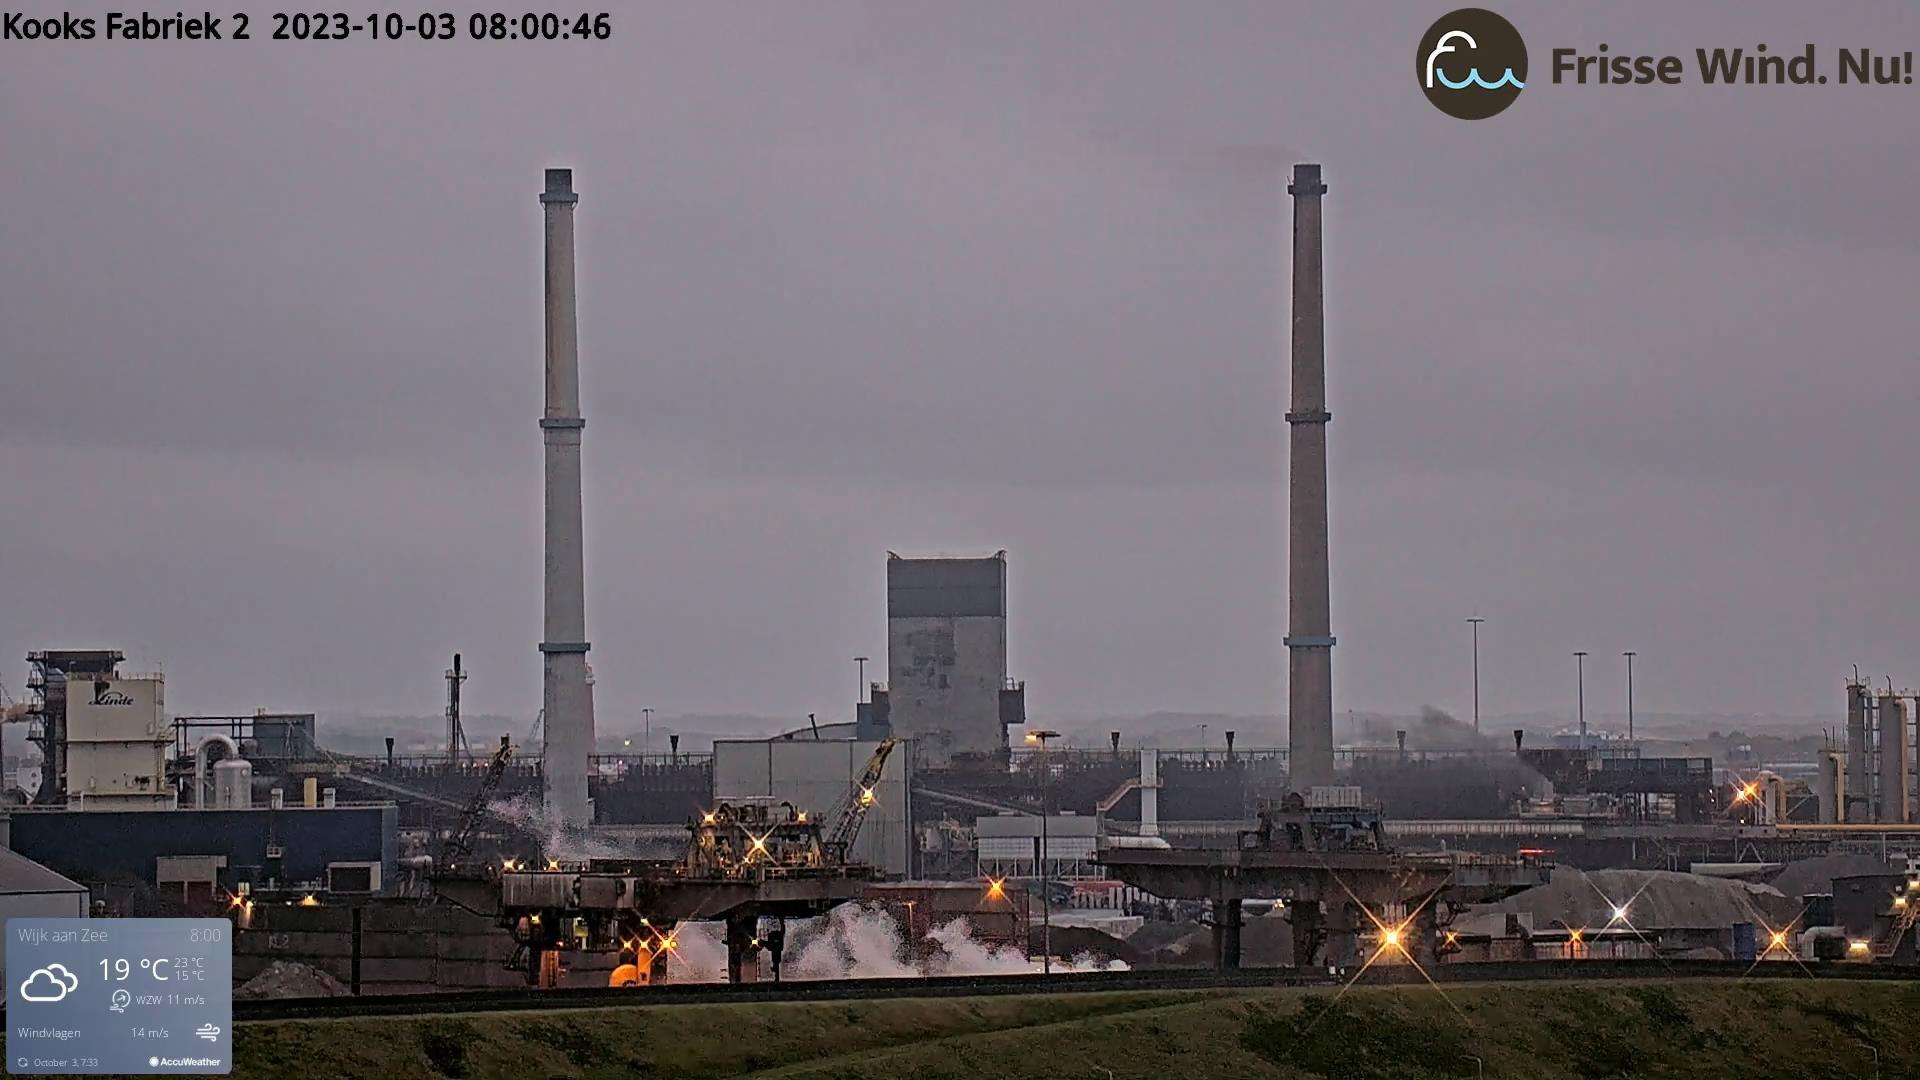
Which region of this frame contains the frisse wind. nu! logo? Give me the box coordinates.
[1419,9,1528,119]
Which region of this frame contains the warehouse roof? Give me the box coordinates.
[0,845,86,896]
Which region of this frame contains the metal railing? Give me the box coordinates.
[2,799,396,813]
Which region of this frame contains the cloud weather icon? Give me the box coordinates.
[20,964,79,1003]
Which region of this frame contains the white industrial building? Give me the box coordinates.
[712,737,911,876]
[976,812,1101,882]
[63,674,172,810]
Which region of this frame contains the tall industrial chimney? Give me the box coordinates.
[1878,691,1910,824]
[1285,163,1335,791]
[539,168,594,828]
[1846,680,1869,819]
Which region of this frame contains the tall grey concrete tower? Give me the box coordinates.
[1285,163,1335,791]
[539,168,594,828]
[886,552,1012,767]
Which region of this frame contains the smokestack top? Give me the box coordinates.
[1288,162,1327,196]
[541,168,578,205]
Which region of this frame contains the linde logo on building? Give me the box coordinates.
[90,682,134,706]
[1418,8,1528,119]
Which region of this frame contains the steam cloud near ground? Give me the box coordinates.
[657,904,1126,982]
[488,793,629,861]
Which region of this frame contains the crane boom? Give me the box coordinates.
[825,737,896,860]
[440,735,514,869]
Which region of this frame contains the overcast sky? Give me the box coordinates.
[2,2,1915,730]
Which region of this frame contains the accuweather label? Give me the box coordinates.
[6,919,232,1074]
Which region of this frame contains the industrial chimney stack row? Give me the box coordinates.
[1823,680,1918,824]
[523,164,1343,815]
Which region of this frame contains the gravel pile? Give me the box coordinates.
[1127,911,1294,968]
[235,960,349,999]
[1478,866,1797,931]
[1125,920,1196,954]
[1769,855,1899,900]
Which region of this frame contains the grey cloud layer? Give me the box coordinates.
[2,1,1914,725]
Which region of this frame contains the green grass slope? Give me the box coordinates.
[236,980,1920,1080]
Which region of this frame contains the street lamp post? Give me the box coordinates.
[1574,652,1588,750]
[1623,651,1636,745]
[642,707,653,756]
[854,656,869,704]
[1025,728,1062,975]
[1467,617,1485,735]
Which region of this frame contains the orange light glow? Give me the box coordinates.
[298,894,319,907]
[1382,929,1401,948]
[986,877,1006,899]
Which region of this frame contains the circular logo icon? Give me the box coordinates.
[1418,9,1527,119]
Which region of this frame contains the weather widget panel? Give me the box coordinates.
[6,919,232,1074]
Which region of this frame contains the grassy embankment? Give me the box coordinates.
[237,979,1920,1079]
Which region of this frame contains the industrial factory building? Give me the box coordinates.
[62,670,172,810]
[6,649,403,912]
[4,162,1918,997]
[9,804,397,902]
[885,552,1024,766]
[713,737,912,876]
[1822,680,1920,825]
